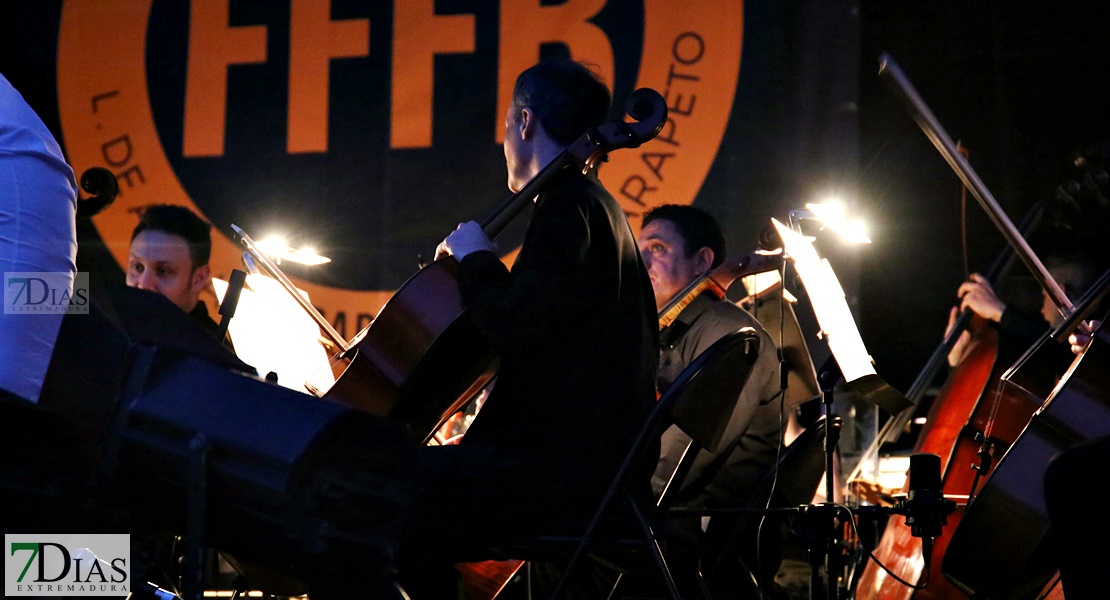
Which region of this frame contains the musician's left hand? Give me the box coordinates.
[436,221,496,260]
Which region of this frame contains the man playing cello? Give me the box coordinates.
[394,59,658,598]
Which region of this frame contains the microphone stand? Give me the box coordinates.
[805,356,848,600]
[852,454,957,581]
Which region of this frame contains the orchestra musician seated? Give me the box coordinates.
[946,252,1100,377]
[638,205,782,507]
[125,204,230,347]
[637,205,787,594]
[393,59,658,599]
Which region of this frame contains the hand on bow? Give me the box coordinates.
[1068,319,1102,356]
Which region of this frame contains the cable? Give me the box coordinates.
[838,503,931,591]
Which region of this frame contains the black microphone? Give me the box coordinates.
[217,268,247,341]
[76,166,120,218]
[892,453,956,570]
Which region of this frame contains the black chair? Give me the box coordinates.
[477,328,762,600]
[695,415,840,598]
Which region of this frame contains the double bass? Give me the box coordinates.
[942,270,1110,598]
[853,54,1074,599]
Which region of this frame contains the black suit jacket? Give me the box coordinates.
[457,167,658,492]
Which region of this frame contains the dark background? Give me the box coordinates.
[2,0,1108,397]
[856,0,1110,391]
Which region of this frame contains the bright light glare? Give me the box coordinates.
[830,219,871,244]
[257,237,287,257]
[772,218,876,382]
[805,201,872,244]
[285,247,331,266]
[806,200,846,221]
[257,237,331,266]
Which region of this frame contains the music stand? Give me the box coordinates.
[211,273,334,392]
[770,218,911,599]
[735,268,822,412]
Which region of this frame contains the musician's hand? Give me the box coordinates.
[437,221,495,260]
[957,273,1006,323]
[946,305,973,367]
[1068,319,1101,356]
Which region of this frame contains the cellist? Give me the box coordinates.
[393,59,658,599]
[945,251,1100,376]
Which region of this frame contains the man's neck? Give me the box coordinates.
[533,138,563,173]
[520,129,566,183]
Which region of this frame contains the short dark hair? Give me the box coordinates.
[643,204,727,268]
[131,204,212,270]
[511,59,611,146]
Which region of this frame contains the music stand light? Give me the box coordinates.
[212,274,335,392]
[771,218,910,416]
[768,217,911,600]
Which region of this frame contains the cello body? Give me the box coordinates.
[855,323,1051,599]
[943,328,1110,598]
[321,256,497,441]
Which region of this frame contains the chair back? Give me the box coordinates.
[537,327,761,600]
[704,415,841,587]
[768,415,838,508]
[664,327,761,454]
[653,328,761,510]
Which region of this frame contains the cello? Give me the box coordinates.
[941,269,1110,599]
[853,54,1075,599]
[223,89,668,600]
[233,88,668,442]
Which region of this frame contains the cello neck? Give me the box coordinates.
[658,277,716,330]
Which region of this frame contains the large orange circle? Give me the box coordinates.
[57,0,742,329]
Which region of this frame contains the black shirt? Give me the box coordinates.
[457,167,658,490]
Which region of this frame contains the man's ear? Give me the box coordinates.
[190,263,211,296]
[695,247,715,275]
[519,107,535,140]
